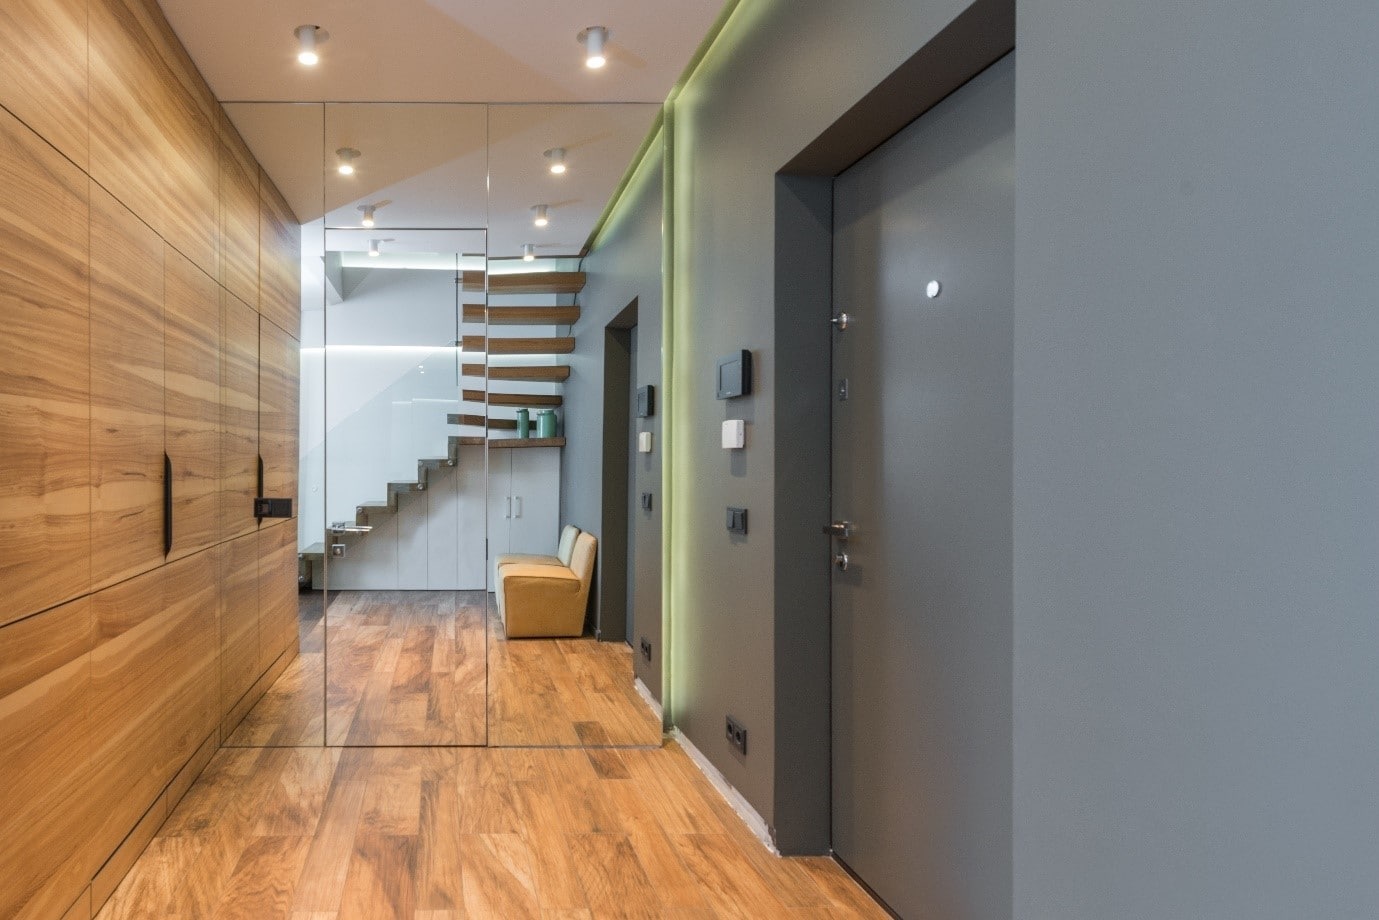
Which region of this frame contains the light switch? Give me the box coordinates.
[726,507,748,535]
[638,431,653,453]
[722,419,745,449]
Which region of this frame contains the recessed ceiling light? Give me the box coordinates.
[532,204,550,228]
[522,244,536,262]
[336,147,360,176]
[579,27,610,69]
[295,25,325,66]
[544,148,567,175]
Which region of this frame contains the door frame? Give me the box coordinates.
[767,0,1014,855]
[598,298,639,641]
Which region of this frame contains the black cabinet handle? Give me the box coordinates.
[163,453,173,555]
[257,454,264,499]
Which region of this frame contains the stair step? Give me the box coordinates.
[461,390,563,408]
[461,335,575,356]
[300,542,326,558]
[489,436,566,448]
[463,305,581,326]
[463,363,571,382]
[459,271,586,294]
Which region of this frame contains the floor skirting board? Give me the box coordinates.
[671,726,776,854]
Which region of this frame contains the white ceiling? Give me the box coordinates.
[161,2,721,258]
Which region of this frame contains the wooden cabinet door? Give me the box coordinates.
[0,106,91,626]
[260,317,299,519]
[159,550,219,770]
[220,530,260,725]
[90,183,165,591]
[258,521,298,674]
[165,247,221,559]
[221,292,259,540]
[219,112,259,309]
[259,176,300,339]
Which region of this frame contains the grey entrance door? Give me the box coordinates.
[829,53,1014,919]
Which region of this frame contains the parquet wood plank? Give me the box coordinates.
[336,834,418,920]
[459,834,540,920]
[209,835,311,920]
[0,105,91,625]
[570,833,661,920]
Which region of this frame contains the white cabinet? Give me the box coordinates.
[487,446,561,589]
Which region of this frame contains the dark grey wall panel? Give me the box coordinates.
[668,0,976,838]
[568,136,664,694]
[1013,2,1379,918]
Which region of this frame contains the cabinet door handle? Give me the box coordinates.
[163,453,173,555]
[505,496,512,519]
[514,496,522,518]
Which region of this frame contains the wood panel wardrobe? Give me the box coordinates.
[0,1,303,917]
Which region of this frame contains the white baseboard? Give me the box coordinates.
[634,677,664,723]
[670,727,777,854]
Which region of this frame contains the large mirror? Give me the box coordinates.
[220,99,664,749]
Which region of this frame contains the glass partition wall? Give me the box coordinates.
[222,100,662,749]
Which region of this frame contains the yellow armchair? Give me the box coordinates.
[498,532,597,638]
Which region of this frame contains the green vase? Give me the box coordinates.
[515,408,530,438]
[536,409,556,439]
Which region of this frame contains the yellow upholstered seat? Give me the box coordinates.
[498,532,597,638]
[493,524,580,587]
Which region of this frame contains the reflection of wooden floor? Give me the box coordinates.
[487,600,664,747]
[96,742,889,919]
[325,591,487,747]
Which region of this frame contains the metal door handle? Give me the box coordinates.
[823,520,855,539]
[514,496,522,518]
[833,552,849,571]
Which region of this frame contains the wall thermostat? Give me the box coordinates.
[716,350,752,399]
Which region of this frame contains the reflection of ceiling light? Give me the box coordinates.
[522,244,536,262]
[336,147,360,175]
[369,239,382,257]
[359,205,376,227]
[579,26,610,69]
[544,148,567,175]
[532,204,549,227]
[295,25,323,66]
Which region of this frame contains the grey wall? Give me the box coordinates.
[567,137,664,692]
[1013,2,1379,918]
[667,0,974,844]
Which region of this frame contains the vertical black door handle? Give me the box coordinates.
[163,453,173,555]
[257,454,265,499]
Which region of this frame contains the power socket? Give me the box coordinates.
[725,715,748,755]
[639,637,652,661]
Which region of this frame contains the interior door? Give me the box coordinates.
[830,54,1014,919]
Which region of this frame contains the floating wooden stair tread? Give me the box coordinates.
[454,414,530,431]
[489,436,566,448]
[460,390,563,407]
[458,435,487,446]
[462,335,575,356]
[460,271,586,294]
[301,542,326,558]
[463,363,571,382]
[463,305,581,326]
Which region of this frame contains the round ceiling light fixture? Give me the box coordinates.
[579,26,610,69]
[544,147,567,175]
[336,147,360,176]
[295,25,326,66]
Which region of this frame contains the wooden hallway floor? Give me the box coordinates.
[94,741,889,919]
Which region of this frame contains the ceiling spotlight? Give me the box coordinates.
[579,26,610,69]
[522,244,536,262]
[336,147,360,176]
[544,148,567,175]
[532,204,549,228]
[358,204,377,227]
[295,25,324,66]
[368,239,382,257]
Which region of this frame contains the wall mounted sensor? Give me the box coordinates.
[722,419,745,449]
[638,431,653,454]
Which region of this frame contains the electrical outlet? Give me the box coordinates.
[725,715,748,755]
[639,637,652,661]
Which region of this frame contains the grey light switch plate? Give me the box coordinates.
[726,507,748,535]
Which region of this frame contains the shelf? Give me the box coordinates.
[463,305,581,326]
[463,363,571,382]
[488,437,565,449]
[461,335,575,356]
[461,390,563,408]
[459,271,586,295]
